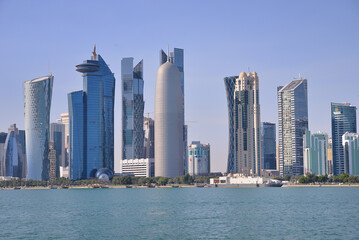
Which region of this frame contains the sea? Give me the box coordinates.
[0,187,358,240]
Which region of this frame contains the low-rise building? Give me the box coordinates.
[119,158,154,177]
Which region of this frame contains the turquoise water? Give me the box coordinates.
[0,187,358,239]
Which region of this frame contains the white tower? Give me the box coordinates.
[155,58,184,178]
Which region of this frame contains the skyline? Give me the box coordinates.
[1,1,359,172]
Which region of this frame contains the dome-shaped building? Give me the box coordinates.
[95,168,114,181]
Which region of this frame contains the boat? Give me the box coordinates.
[125,185,132,188]
[59,186,69,189]
[171,185,179,188]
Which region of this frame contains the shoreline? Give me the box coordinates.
[1,183,359,190]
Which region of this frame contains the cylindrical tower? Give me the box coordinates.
[155,61,184,178]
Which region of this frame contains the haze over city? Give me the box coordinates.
[0,0,358,172]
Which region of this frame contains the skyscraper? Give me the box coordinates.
[68,47,115,179]
[1,124,26,178]
[0,133,7,177]
[121,57,144,160]
[331,103,357,175]
[60,113,69,166]
[278,78,308,176]
[342,132,359,175]
[50,122,65,178]
[188,141,210,176]
[232,72,261,175]
[224,76,238,173]
[143,117,154,159]
[160,47,186,174]
[24,75,53,180]
[303,130,328,175]
[155,54,184,178]
[261,122,276,170]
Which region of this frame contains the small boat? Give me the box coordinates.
[13,187,21,190]
[172,185,179,188]
[59,186,69,189]
[125,185,132,188]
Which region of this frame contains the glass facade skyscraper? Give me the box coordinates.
[24,75,53,181]
[331,102,357,175]
[261,122,276,170]
[224,76,238,173]
[121,58,144,160]
[278,78,308,176]
[68,48,115,180]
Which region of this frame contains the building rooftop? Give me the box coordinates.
[24,75,53,84]
[278,79,306,92]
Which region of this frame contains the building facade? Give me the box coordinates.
[327,138,333,175]
[342,132,359,175]
[261,122,276,170]
[224,76,238,173]
[68,47,115,180]
[24,75,53,180]
[1,124,26,178]
[233,72,261,175]
[60,113,69,167]
[160,48,187,174]
[303,130,328,175]
[119,158,154,177]
[331,103,357,175]
[48,141,56,181]
[143,117,154,159]
[0,133,7,176]
[50,123,65,178]
[278,78,308,176]
[121,57,144,160]
[187,141,210,176]
[155,56,184,178]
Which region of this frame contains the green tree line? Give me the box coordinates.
[274,173,359,184]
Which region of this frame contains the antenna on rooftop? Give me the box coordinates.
[167,45,170,62]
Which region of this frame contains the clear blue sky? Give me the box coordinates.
[0,0,358,172]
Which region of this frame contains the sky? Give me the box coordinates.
[0,0,358,172]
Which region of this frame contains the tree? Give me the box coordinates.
[158,177,169,186]
[298,176,309,184]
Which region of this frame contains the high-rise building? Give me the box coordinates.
[261,122,276,170]
[232,72,261,175]
[121,57,144,160]
[278,78,308,176]
[48,141,56,181]
[50,123,65,178]
[0,133,7,177]
[342,132,359,175]
[187,141,210,176]
[160,47,186,174]
[143,117,154,159]
[331,103,357,175]
[1,124,26,178]
[327,138,333,175]
[303,130,328,175]
[224,75,238,173]
[68,47,115,180]
[24,75,53,180]
[155,54,184,178]
[60,113,69,166]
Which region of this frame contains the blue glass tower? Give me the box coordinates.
[24,76,53,180]
[261,122,276,170]
[224,76,238,173]
[68,91,85,180]
[331,103,357,175]
[69,47,115,179]
[1,124,26,178]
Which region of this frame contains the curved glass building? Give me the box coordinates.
[24,75,53,180]
[224,76,238,173]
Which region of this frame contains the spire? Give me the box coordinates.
[92,45,97,59]
[167,45,170,62]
